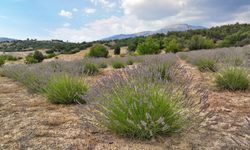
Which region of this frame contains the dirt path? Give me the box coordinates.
[1,58,250,149]
[177,58,250,149]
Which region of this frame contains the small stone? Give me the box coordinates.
[109,141,113,144]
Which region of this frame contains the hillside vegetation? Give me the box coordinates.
[1,23,250,56]
[105,23,250,53]
[0,39,92,54]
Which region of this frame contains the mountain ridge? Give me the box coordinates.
[102,24,206,41]
[0,37,17,42]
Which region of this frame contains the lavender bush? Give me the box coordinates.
[44,74,88,104]
[178,46,250,69]
[88,54,208,139]
[215,67,249,91]
[0,55,155,97]
[195,59,218,72]
[83,62,99,75]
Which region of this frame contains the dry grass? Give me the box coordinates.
[40,112,76,126]
[44,46,128,62]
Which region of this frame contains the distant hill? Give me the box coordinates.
[0,37,17,42]
[0,39,93,53]
[102,24,206,41]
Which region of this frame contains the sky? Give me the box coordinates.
[0,0,250,42]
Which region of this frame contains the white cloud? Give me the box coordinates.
[52,0,202,42]
[234,5,250,23]
[58,10,73,18]
[52,1,250,42]
[122,0,186,20]
[207,5,250,27]
[51,15,189,42]
[90,0,116,9]
[84,8,96,14]
[63,23,71,27]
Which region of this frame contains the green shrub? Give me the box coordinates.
[25,51,44,64]
[195,59,217,72]
[25,54,39,64]
[44,75,88,104]
[126,59,134,65]
[215,67,249,91]
[128,43,137,52]
[165,39,181,53]
[45,49,54,54]
[219,31,250,47]
[112,61,125,69]
[89,44,108,58]
[0,57,5,66]
[136,37,160,55]
[97,79,192,139]
[114,46,121,55]
[188,35,214,50]
[0,55,18,62]
[45,53,56,59]
[83,62,99,75]
[33,51,44,62]
[98,62,108,68]
[2,55,18,61]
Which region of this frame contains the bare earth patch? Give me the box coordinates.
[0,57,250,149]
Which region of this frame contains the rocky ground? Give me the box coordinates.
[0,58,249,150]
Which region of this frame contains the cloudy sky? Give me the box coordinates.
[0,0,250,42]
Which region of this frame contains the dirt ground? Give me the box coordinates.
[0,57,250,150]
[44,47,128,62]
[0,49,48,58]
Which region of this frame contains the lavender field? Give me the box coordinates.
[0,45,249,149]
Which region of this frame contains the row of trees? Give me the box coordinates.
[108,23,250,54]
[120,35,215,55]
[91,35,217,56]
[96,35,213,56]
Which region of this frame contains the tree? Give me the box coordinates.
[114,46,121,55]
[33,50,44,62]
[89,44,109,58]
[135,37,160,55]
[219,31,250,47]
[25,54,39,64]
[165,38,181,53]
[188,35,214,50]
[128,43,137,52]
